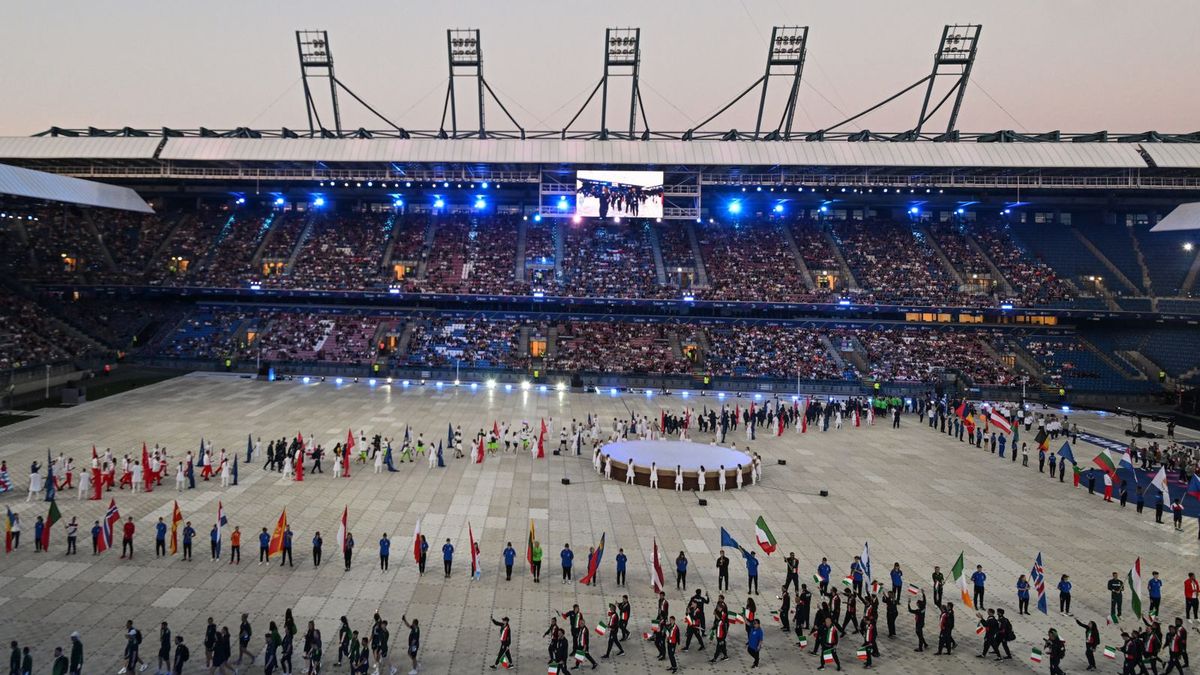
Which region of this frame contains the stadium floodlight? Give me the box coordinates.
[572,215,582,224]
[520,380,531,391]
[235,197,246,205]
[433,197,445,208]
[819,205,829,213]
[557,196,569,211]
[481,181,489,188]
[312,196,326,207]
[393,199,404,207]
[533,214,542,223]
[773,204,784,214]
[956,208,965,215]
[474,196,486,209]
[274,197,285,206]
[728,201,743,215]
[1184,243,1194,252]
[909,206,920,215]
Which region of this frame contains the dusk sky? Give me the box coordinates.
[3,0,1197,136]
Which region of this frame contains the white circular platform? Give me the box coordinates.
[599,440,754,490]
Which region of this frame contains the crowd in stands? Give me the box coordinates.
[833,220,972,306]
[147,208,229,284]
[152,309,249,360]
[0,295,98,369]
[193,210,277,287]
[970,222,1075,306]
[402,318,525,369]
[559,221,661,298]
[655,221,696,287]
[421,216,523,295]
[283,214,390,290]
[696,222,806,302]
[703,326,846,379]
[248,312,379,364]
[548,322,688,374]
[523,219,556,272]
[851,326,1016,386]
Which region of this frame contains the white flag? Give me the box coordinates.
[1150,467,1168,499]
[861,541,872,587]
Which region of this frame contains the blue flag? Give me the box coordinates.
[720,527,746,556]
[232,456,239,486]
[44,449,56,502]
[1031,552,1048,615]
[436,441,445,468]
[1056,441,1076,465]
[247,434,254,462]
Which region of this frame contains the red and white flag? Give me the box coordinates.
[474,436,485,464]
[336,506,348,553]
[412,519,422,565]
[649,538,665,593]
[469,523,480,578]
[344,429,354,477]
[989,410,1012,435]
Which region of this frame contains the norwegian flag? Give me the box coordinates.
[98,499,120,553]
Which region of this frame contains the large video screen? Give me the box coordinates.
[575,170,664,219]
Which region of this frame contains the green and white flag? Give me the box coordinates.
[1103,645,1118,659]
[1128,558,1144,619]
[754,516,777,555]
[1030,647,1043,663]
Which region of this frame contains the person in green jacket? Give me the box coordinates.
[531,541,544,583]
[51,647,69,675]
[69,632,84,675]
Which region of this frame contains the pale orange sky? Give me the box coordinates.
[3,0,1197,136]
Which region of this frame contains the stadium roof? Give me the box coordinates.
[0,136,162,160]
[1142,144,1200,169]
[0,163,154,213]
[154,137,1150,169]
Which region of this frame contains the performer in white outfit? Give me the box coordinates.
[674,466,684,491]
[374,448,384,474]
[717,465,727,492]
[220,459,231,487]
[131,462,143,493]
[77,468,90,500]
[27,466,43,501]
[626,460,636,485]
[176,462,186,491]
[735,464,744,489]
[603,455,612,479]
[649,463,659,488]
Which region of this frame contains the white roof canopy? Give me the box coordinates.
[1151,202,1200,232]
[0,163,154,213]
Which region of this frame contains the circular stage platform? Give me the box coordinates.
[599,440,754,490]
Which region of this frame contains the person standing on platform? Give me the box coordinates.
[747,619,764,668]
[971,566,987,610]
[502,542,516,581]
[442,539,454,577]
[155,518,167,558]
[615,548,627,586]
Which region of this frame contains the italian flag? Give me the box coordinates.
[754,516,777,555]
[1103,646,1118,659]
[594,622,607,636]
[822,649,836,664]
[841,576,854,588]
[951,552,974,609]
[573,651,587,665]
[498,653,512,669]
[546,664,557,675]
[1093,451,1118,477]
[1030,647,1043,663]
[856,648,869,661]
[1128,558,1144,619]
[906,584,921,596]
[797,636,809,649]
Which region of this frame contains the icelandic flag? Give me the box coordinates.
[1030,552,1048,615]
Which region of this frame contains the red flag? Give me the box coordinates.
[801,400,808,434]
[492,420,499,438]
[649,538,665,593]
[413,519,422,565]
[294,449,304,481]
[268,510,287,558]
[90,467,103,500]
[469,523,480,578]
[141,442,154,492]
[337,506,348,553]
[170,500,182,555]
[475,436,485,464]
[343,429,353,477]
[537,424,545,459]
[777,414,784,436]
[854,409,860,427]
[91,445,98,461]
[660,408,666,432]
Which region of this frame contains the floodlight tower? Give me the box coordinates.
[296,30,342,136]
[915,24,982,135]
[562,27,649,140]
[440,29,525,139]
[685,26,809,140]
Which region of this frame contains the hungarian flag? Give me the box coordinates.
[1093,451,1118,478]
[170,501,183,555]
[1030,647,1043,663]
[41,500,61,550]
[469,523,480,578]
[754,516,777,555]
[649,538,665,593]
[337,506,348,554]
[527,520,536,574]
[951,552,974,609]
[579,533,605,585]
[594,622,608,636]
[856,648,869,661]
[268,509,287,558]
[474,436,485,464]
[989,410,1012,435]
[4,507,14,553]
[1103,646,1118,659]
[413,519,422,564]
[1128,558,1144,619]
[344,429,353,477]
[100,499,120,553]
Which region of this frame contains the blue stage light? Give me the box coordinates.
[773,204,784,214]
[274,197,285,206]
[533,214,542,222]
[335,377,343,385]
[235,197,245,205]
[393,199,404,207]
[557,196,569,211]
[909,206,920,215]
[474,197,486,209]
[368,378,377,386]
[728,201,742,215]
[481,181,489,188]
[312,196,326,207]
[434,198,445,208]
[819,205,829,213]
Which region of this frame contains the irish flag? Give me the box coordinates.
[754,516,777,555]
[1093,451,1118,477]
[951,552,974,609]
[1128,558,1144,619]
